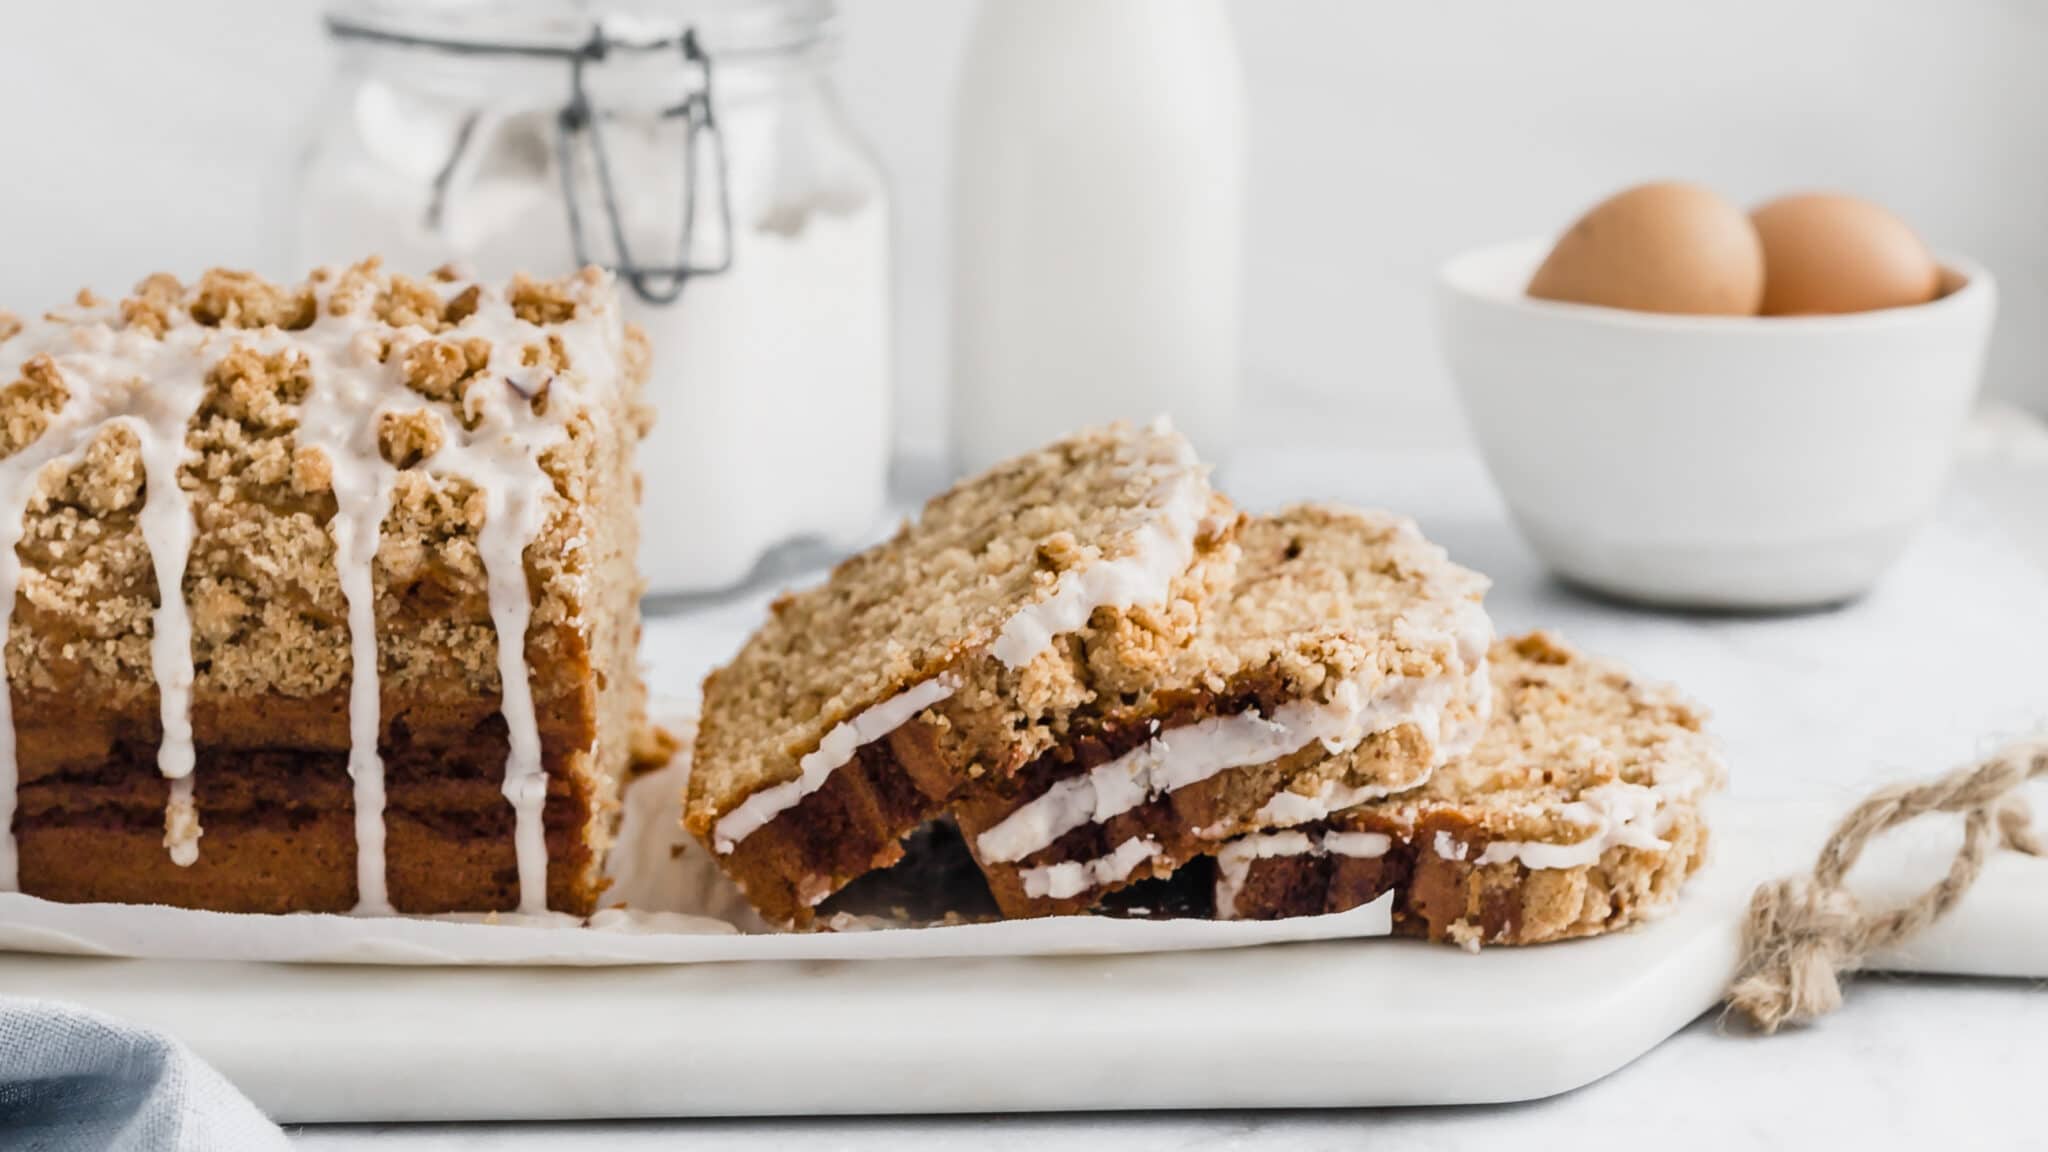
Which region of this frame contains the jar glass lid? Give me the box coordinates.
[326,0,834,57]
[324,0,787,305]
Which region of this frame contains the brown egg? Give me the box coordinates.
[1751,194,1940,315]
[1528,182,1764,316]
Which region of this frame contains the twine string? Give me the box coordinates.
[1727,740,2048,1032]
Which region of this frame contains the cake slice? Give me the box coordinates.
[0,260,648,916]
[687,422,1238,926]
[1212,631,1723,947]
[954,505,1493,918]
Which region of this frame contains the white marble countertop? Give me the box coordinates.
[291,408,2048,1150]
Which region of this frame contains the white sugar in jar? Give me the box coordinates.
[298,0,892,598]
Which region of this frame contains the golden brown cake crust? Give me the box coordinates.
[1218,632,1725,946]
[2,260,649,914]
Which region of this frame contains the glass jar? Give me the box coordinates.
[299,0,893,599]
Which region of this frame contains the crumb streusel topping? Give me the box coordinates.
[0,260,646,915]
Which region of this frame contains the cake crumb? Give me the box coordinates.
[0,357,72,459]
[509,274,579,325]
[631,722,683,772]
[188,268,316,331]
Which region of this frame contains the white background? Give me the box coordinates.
[2,9,2045,1146]
[2,0,2042,462]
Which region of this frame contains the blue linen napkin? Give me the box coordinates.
[0,997,286,1151]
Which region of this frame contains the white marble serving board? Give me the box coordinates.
[0,817,1761,1121]
[3,799,2041,1122]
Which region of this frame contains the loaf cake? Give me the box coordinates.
[688,422,1239,925]
[953,505,1493,917]
[1212,631,1722,946]
[0,260,648,916]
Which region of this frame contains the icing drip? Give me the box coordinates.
[484,480,549,914]
[294,328,405,916]
[0,318,218,880]
[129,409,205,863]
[164,779,202,867]
[334,490,393,912]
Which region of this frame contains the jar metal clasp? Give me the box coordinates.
[559,29,734,306]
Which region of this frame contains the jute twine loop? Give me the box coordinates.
[1727,740,2048,1033]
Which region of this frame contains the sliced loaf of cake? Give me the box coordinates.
[1213,631,1723,947]
[688,421,1238,925]
[954,505,1493,917]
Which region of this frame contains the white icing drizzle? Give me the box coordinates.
[1247,654,1495,830]
[990,421,1208,669]
[129,407,201,789]
[293,328,406,915]
[132,406,204,864]
[713,675,959,853]
[1213,827,1394,919]
[1018,835,1161,901]
[485,479,551,913]
[976,654,1489,866]
[1252,778,1406,829]
[163,781,202,867]
[1325,830,1395,857]
[1432,775,1699,872]
[0,270,621,916]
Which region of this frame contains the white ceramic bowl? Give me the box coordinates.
[1440,238,1998,610]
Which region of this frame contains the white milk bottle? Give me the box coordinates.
[949,0,1245,474]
